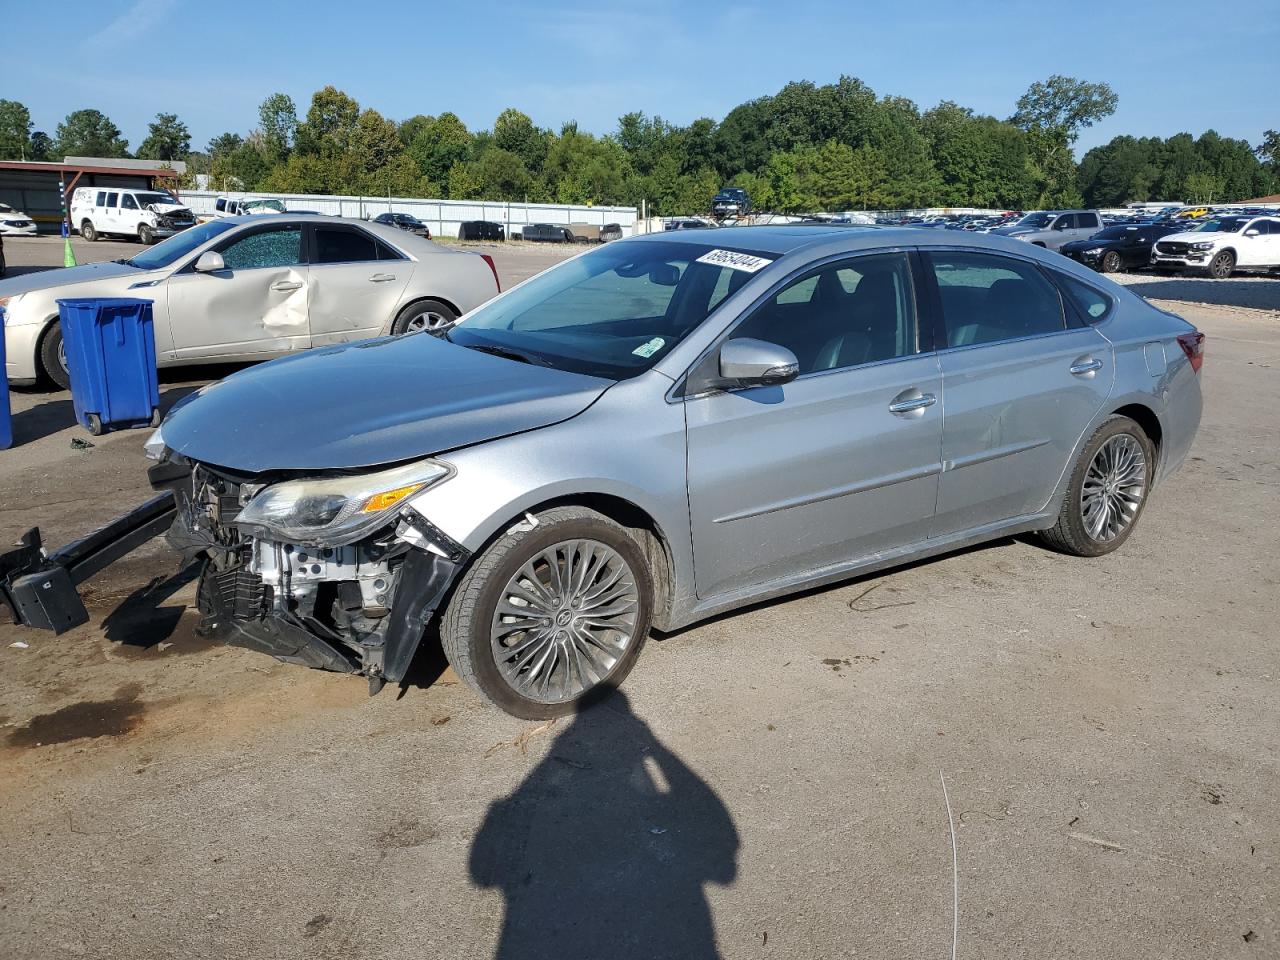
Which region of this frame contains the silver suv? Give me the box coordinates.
[991,210,1103,251]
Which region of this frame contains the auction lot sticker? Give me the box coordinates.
[695,249,774,273]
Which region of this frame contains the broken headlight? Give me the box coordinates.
[235,459,453,546]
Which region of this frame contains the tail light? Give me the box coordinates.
[1177,331,1205,373]
[480,254,501,292]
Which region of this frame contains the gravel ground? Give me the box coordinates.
[1109,269,1280,314]
[1,239,1278,960]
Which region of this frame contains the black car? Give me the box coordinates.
[711,187,751,217]
[372,212,431,239]
[458,220,506,241]
[1060,222,1185,273]
[520,223,574,242]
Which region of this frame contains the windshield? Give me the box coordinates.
[449,240,770,379]
[1193,217,1248,233]
[125,219,239,270]
[135,192,177,207]
[1013,213,1054,229]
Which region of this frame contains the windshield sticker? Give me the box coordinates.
[695,249,773,273]
[632,337,666,358]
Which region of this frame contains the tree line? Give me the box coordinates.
[0,77,1275,214]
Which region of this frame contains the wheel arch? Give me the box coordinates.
[466,491,677,631]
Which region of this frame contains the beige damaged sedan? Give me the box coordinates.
[1,216,501,387]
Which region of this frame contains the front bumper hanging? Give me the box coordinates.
[0,493,177,634]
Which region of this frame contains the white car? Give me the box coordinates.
[0,202,37,236]
[2,216,502,388]
[70,187,198,245]
[1150,214,1280,278]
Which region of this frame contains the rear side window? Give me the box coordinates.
[314,227,378,264]
[1080,213,1101,229]
[218,226,303,270]
[1055,273,1113,323]
[95,191,106,206]
[929,253,1065,347]
[105,192,119,208]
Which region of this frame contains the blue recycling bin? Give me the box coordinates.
[57,298,160,436]
[0,306,12,449]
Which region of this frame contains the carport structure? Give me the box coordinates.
[0,157,185,234]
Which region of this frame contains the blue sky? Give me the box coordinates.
[6,0,1278,156]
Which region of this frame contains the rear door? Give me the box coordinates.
[164,220,310,359]
[685,251,944,600]
[100,192,121,234]
[306,223,413,346]
[923,249,1114,538]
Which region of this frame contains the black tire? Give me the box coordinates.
[0,247,6,278]
[138,223,154,245]
[39,322,72,390]
[1037,415,1156,558]
[1207,250,1234,280]
[390,298,457,336]
[1101,250,1123,274]
[80,220,97,242]
[440,506,654,719]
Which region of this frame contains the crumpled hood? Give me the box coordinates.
[148,202,191,215]
[161,333,613,472]
[0,260,147,298]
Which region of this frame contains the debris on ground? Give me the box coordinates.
[70,437,94,450]
[483,718,558,758]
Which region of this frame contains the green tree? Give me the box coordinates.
[1010,75,1118,143]
[296,86,360,156]
[137,112,191,161]
[352,108,401,175]
[28,131,54,161]
[55,108,128,158]
[207,132,244,159]
[211,143,270,191]
[406,112,473,187]
[493,108,548,171]
[258,92,297,162]
[0,99,33,159]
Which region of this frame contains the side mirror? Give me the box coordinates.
[194,251,226,274]
[719,338,799,387]
[1244,228,1260,237]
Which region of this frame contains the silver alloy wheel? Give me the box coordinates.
[402,308,452,333]
[490,538,640,704]
[1080,434,1147,542]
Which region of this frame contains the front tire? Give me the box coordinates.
[138,223,154,245]
[39,322,72,390]
[440,506,653,719]
[1038,416,1155,557]
[80,220,97,242]
[1207,250,1234,279]
[391,298,458,336]
[1100,250,1122,273]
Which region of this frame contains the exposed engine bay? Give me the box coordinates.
[153,456,468,693]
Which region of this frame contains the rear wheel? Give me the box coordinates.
[1207,250,1234,279]
[440,506,653,719]
[391,298,458,335]
[80,220,97,242]
[1038,416,1154,557]
[1101,250,1122,273]
[39,322,71,390]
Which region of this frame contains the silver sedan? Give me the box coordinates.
[1,216,500,387]
[91,226,1207,718]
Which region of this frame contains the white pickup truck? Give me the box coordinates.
[70,187,197,244]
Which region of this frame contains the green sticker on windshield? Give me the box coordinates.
[633,337,665,358]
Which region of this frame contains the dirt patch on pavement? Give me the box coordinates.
[5,682,146,748]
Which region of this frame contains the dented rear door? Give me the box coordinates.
[305,223,412,347]
[164,221,311,360]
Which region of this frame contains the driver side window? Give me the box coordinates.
[732,253,918,375]
[217,226,303,270]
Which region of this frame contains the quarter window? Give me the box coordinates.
[218,226,303,270]
[1056,273,1112,323]
[929,253,1065,347]
[733,252,917,374]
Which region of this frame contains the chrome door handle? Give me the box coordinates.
[270,280,303,292]
[1070,357,1104,376]
[368,273,396,283]
[888,391,937,415]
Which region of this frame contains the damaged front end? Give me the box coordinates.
[154,454,468,692]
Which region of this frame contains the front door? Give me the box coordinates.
[685,252,944,601]
[164,221,310,360]
[305,223,412,346]
[922,250,1114,538]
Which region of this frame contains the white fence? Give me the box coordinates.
[175,190,638,239]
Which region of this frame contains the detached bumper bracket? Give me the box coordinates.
[1,492,177,635]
